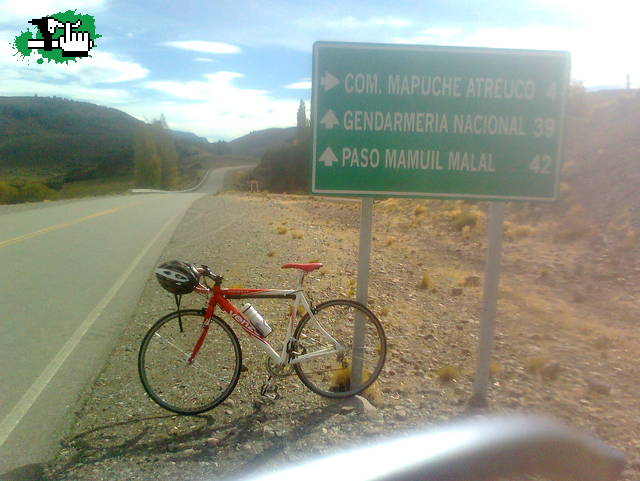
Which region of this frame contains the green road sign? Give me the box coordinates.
[311,42,570,201]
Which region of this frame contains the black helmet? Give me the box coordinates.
[155,260,199,295]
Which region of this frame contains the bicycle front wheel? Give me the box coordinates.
[138,309,242,414]
[293,299,386,398]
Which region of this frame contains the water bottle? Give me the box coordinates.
[241,303,272,337]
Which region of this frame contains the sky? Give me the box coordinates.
[1,0,638,141]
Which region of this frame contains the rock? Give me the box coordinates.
[263,425,275,435]
[340,405,355,414]
[224,399,236,408]
[352,395,378,417]
[394,409,408,420]
[183,448,196,456]
[206,437,220,447]
[224,409,233,415]
[450,287,463,296]
[587,379,611,395]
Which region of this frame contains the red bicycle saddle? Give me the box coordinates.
[281,263,323,272]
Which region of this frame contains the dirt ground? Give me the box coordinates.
[39,191,639,481]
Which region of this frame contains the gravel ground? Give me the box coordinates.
[38,191,639,481]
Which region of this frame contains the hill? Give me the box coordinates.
[0,96,139,177]
[0,96,235,180]
[229,127,296,158]
[562,89,640,232]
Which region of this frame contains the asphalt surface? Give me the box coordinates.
[0,167,247,475]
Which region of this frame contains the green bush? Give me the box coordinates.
[13,182,57,203]
[44,175,65,191]
[0,181,18,204]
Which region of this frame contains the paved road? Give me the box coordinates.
[0,167,246,475]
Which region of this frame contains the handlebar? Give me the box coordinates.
[240,415,625,481]
[196,264,223,285]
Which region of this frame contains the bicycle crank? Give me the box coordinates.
[265,357,294,377]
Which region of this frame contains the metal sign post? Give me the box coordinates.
[469,202,505,408]
[352,198,373,387]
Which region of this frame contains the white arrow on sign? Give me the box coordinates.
[320,110,339,129]
[319,147,338,167]
[320,72,340,91]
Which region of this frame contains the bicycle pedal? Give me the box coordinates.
[260,383,279,400]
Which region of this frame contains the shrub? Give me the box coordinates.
[0,181,18,204]
[418,272,433,290]
[414,205,427,216]
[452,209,479,231]
[13,182,56,203]
[436,365,460,382]
[554,205,590,241]
[44,175,65,191]
[504,221,536,240]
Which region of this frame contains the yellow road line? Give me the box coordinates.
[0,206,123,249]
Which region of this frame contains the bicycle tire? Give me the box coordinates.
[293,299,386,398]
[138,309,242,414]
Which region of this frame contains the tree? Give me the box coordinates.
[133,125,161,188]
[151,117,178,189]
[296,99,309,140]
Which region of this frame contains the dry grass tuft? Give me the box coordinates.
[276,226,287,235]
[553,205,591,241]
[329,362,383,406]
[418,272,433,290]
[593,335,611,350]
[291,231,303,239]
[505,221,536,240]
[452,209,479,231]
[287,305,306,317]
[526,357,549,375]
[414,205,427,216]
[435,365,460,383]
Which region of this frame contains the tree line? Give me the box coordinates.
[249,100,310,192]
[133,116,179,189]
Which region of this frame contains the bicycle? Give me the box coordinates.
[138,261,387,414]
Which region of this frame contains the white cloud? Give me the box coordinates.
[142,71,302,139]
[0,0,107,23]
[194,57,214,62]
[393,24,640,88]
[421,27,462,37]
[285,79,311,89]
[38,51,149,84]
[308,16,412,29]
[162,41,241,54]
[1,29,148,86]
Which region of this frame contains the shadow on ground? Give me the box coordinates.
[41,401,342,480]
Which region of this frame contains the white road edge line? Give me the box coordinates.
[0,211,184,447]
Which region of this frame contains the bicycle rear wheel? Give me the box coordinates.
[293,299,386,398]
[138,309,242,414]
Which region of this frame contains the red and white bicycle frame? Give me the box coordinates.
[189,270,344,366]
